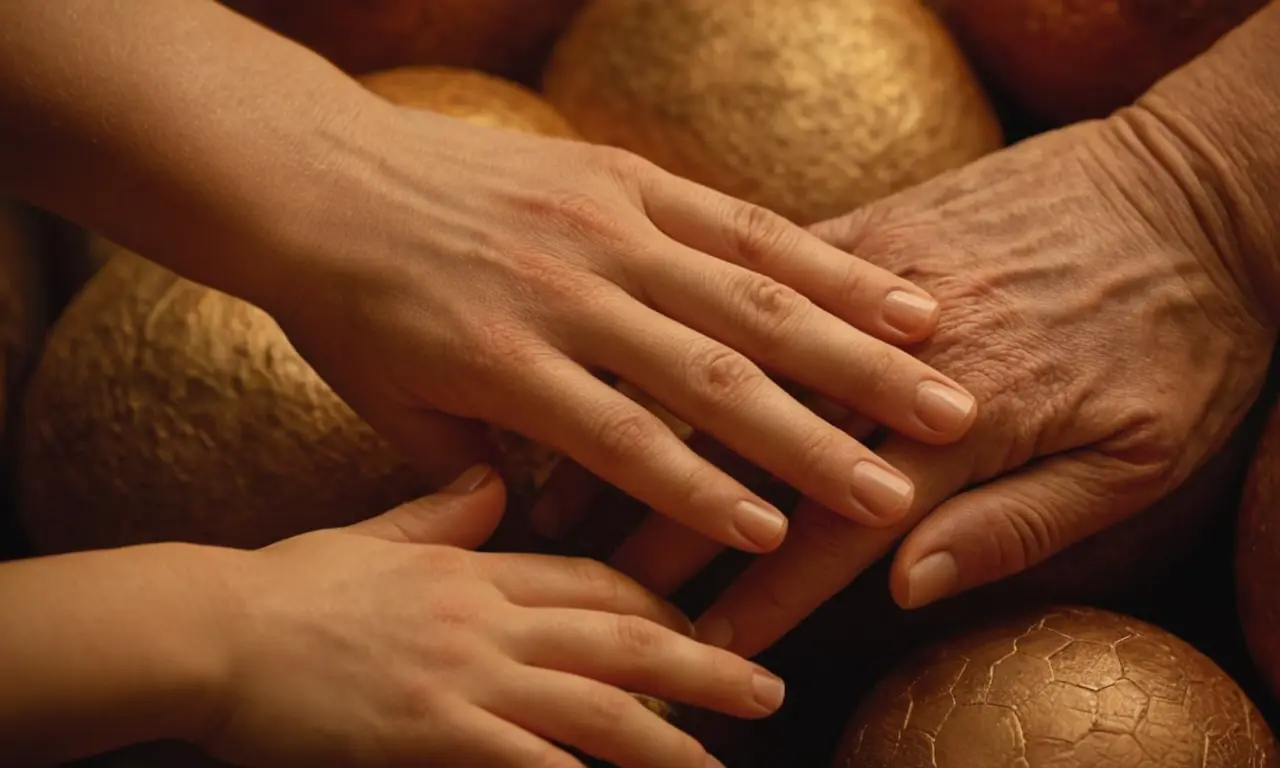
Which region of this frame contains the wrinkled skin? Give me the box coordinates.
[606,108,1277,658]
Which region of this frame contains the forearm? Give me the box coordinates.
[0,544,229,765]
[1130,1,1280,321]
[0,0,391,310]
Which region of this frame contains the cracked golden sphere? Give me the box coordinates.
[833,606,1278,768]
[542,0,1004,226]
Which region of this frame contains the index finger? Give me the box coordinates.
[692,434,975,658]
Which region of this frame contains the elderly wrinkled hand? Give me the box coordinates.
[604,90,1278,656]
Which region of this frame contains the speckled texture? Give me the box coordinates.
[220,0,589,81]
[17,245,482,552]
[1239,396,1280,702]
[542,0,1004,226]
[934,0,1268,125]
[833,606,1279,768]
[360,66,581,138]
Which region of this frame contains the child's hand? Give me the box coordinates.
[200,466,769,767]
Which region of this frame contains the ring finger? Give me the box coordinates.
[574,298,915,527]
[486,666,717,768]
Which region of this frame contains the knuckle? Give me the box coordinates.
[566,556,627,605]
[791,427,844,485]
[523,184,621,242]
[666,734,710,768]
[583,686,639,725]
[524,749,582,768]
[591,404,662,463]
[737,274,809,343]
[590,145,652,180]
[990,499,1060,575]
[684,342,764,411]
[398,678,451,721]
[729,202,797,268]
[610,614,668,658]
[836,258,872,305]
[843,346,899,404]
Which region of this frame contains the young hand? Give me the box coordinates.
[199,466,778,767]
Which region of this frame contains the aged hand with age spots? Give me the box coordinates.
[600,4,1280,657]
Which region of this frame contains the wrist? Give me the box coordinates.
[1118,2,1280,325]
[0,543,236,763]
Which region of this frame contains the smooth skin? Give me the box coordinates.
[0,466,780,767]
[0,0,977,555]
[583,1,1280,657]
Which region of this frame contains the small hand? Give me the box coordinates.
[605,108,1277,656]
[276,104,977,556]
[199,466,777,767]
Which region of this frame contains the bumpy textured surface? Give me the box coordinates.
[360,66,581,138]
[1239,396,1280,701]
[935,0,1268,125]
[542,0,1004,225]
[17,245,481,552]
[833,606,1278,768]
[221,0,588,80]
[18,69,591,553]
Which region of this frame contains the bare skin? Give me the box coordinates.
[599,0,1280,658]
[0,467,784,768]
[0,0,983,764]
[0,0,977,553]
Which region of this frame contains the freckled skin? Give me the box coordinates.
[833,606,1279,768]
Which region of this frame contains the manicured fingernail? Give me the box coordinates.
[915,381,976,434]
[732,500,788,550]
[696,615,734,649]
[850,462,913,522]
[443,464,494,494]
[750,665,786,712]
[883,291,938,334]
[906,551,959,608]
[705,756,727,768]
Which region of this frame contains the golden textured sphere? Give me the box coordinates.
[1238,396,1280,702]
[221,0,589,80]
[541,0,1004,225]
[934,0,1269,125]
[360,66,580,138]
[16,69,584,554]
[834,606,1278,768]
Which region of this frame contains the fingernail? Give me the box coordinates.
[732,500,788,550]
[883,291,938,334]
[915,381,975,435]
[695,615,734,649]
[750,665,786,712]
[850,462,913,522]
[705,756,727,768]
[443,464,494,494]
[906,551,959,608]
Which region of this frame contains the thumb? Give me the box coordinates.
[347,464,506,548]
[888,452,1158,610]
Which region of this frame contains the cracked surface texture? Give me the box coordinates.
[934,0,1268,124]
[1239,398,1280,701]
[543,0,1003,226]
[833,606,1277,768]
